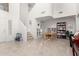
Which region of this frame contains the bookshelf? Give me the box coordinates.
[57,22,66,39]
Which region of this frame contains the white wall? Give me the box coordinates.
[20,3,29,41]
[9,3,20,40]
[0,9,9,42]
[76,15,79,32]
[0,4,19,42]
[77,4,79,14]
[9,3,27,42]
[0,3,27,42]
[20,3,28,26]
[41,16,76,34]
[76,4,79,32]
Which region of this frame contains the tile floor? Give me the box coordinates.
[0,39,72,56]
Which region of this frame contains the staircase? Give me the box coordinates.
[27,32,34,41]
[20,3,36,41]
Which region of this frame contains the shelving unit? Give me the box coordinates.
[57,22,66,39]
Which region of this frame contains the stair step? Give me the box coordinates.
[27,32,34,40]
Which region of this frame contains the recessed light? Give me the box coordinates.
[41,11,46,14]
[59,11,63,14]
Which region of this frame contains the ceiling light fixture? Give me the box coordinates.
[41,11,46,14]
[58,11,63,14]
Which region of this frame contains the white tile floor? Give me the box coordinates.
[0,39,72,56]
